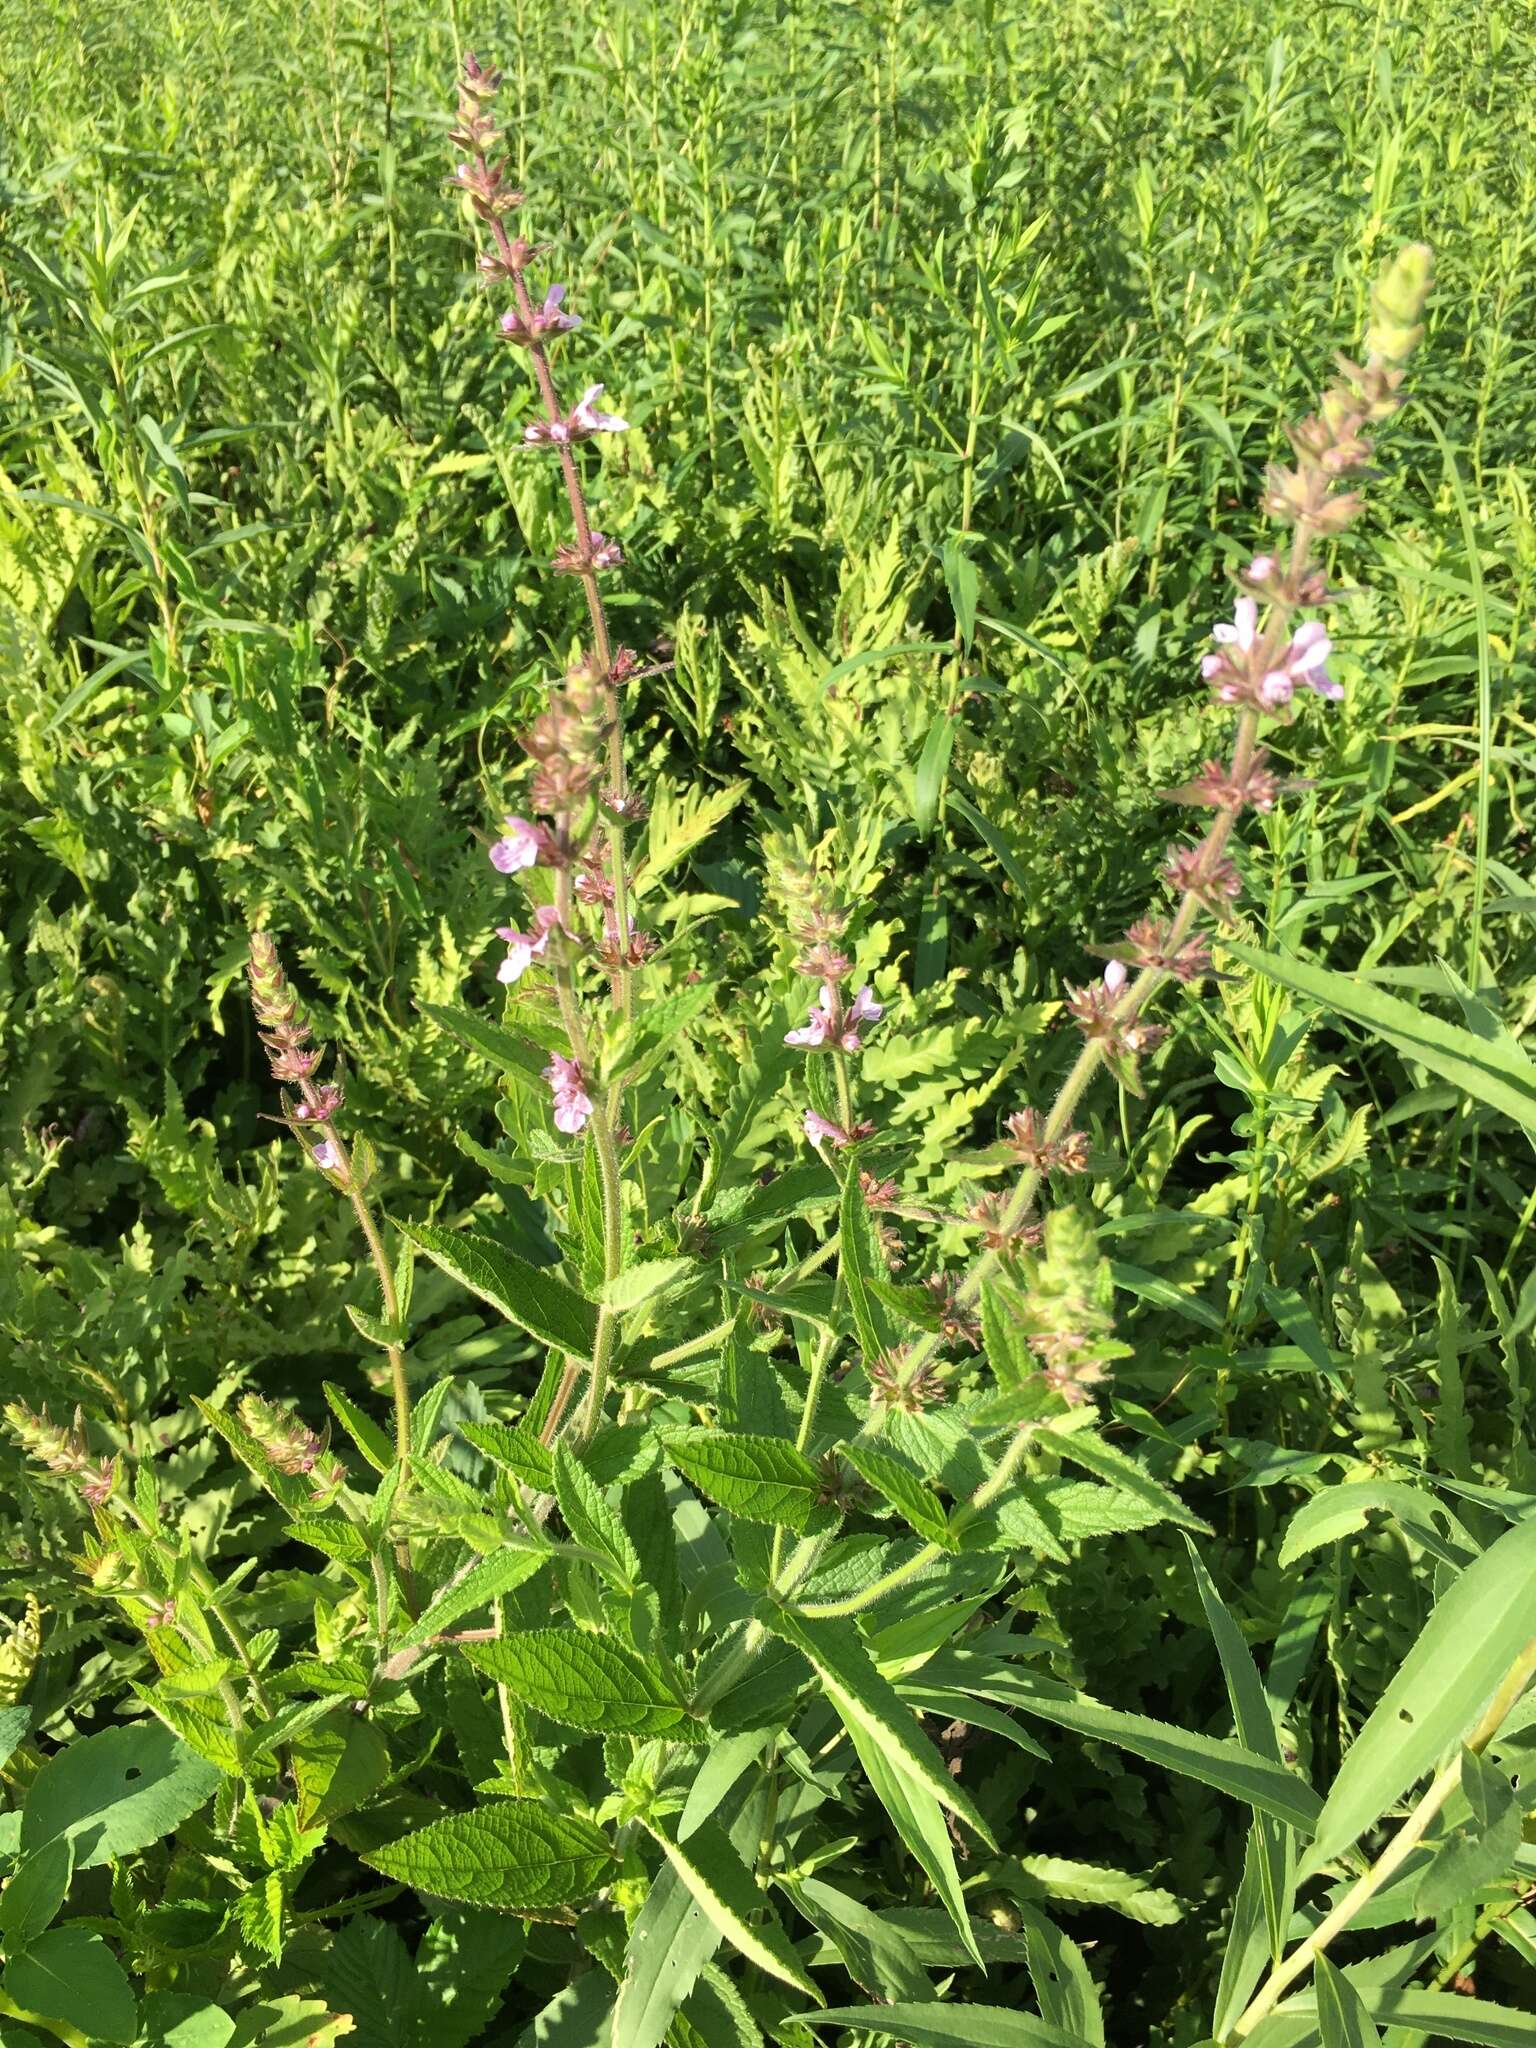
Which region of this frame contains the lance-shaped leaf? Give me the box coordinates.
[1304,1515,1536,1872]
[839,1165,902,1372]
[395,1546,553,1651]
[841,1443,956,1550]
[1314,1955,1383,2048]
[642,1815,820,2001]
[400,1222,597,1360]
[1051,1426,1210,1535]
[363,1802,612,1910]
[462,1629,697,1737]
[763,1608,995,1845]
[793,2004,1093,2047]
[663,1429,837,1533]
[1247,1984,1536,2048]
[933,1657,1321,1834]
[1185,1540,1296,1961]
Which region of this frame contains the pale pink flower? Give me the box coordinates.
[1262,620,1339,704]
[1102,959,1128,997]
[570,385,628,434]
[496,905,560,984]
[312,1140,340,1171]
[802,1109,875,1149]
[524,384,629,446]
[1201,595,1259,687]
[489,816,550,873]
[785,982,883,1053]
[543,1053,594,1135]
[786,985,836,1048]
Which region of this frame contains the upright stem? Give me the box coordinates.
[1226,1635,1536,2041]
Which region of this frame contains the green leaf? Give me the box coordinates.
[363,1802,612,1910]
[1223,940,1536,1135]
[553,1446,642,1588]
[937,1659,1321,1834]
[417,1001,550,1085]
[597,1259,696,1313]
[1314,1955,1383,2048]
[1414,1747,1523,1919]
[515,1973,616,2048]
[1249,1986,1536,2048]
[395,1546,552,1650]
[1304,1516,1536,1872]
[1052,1428,1211,1535]
[2,1925,138,2044]
[1017,1906,1104,2048]
[323,1381,395,1473]
[1278,1482,1474,1573]
[663,1429,836,1533]
[794,2004,1092,2047]
[461,1630,696,1736]
[460,1420,554,1491]
[1185,1540,1295,1961]
[0,1707,29,1772]
[400,1223,596,1360]
[839,1167,899,1374]
[1212,1827,1272,2041]
[855,1728,981,1965]
[137,1991,237,2048]
[21,1723,221,1868]
[761,1608,995,1845]
[914,712,959,836]
[0,1832,72,1947]
[841,1443,956,1549]
[643,1815,821,2000]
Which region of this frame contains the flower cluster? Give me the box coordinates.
[247,932,356,1184]
[544,1054,595,1135]
[1002,1109,1090,1176]
[239,1394,346,1497]
[4,1402,118,1509]
[785,981,883,1052]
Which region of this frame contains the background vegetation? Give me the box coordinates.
[1,0,1534,2042]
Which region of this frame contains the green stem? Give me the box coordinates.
[1226,1635,1536,2042]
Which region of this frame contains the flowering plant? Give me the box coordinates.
[6,41,1536,2048]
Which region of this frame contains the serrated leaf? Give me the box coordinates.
[597,1259,696,1312]
[462,1630,696,1736]
[934,1658,1321,1833]
[1050,1427,1210,1535]
[793,2004,1091,2047]
[400,1222,596,1360]
[396,1546,552,1650]
[663,1429,836,1533]
[1304,1516,1536,1872]
[553,1446,642,1588]
[762,1608,995,1845]
[363,1802,612,1909]
[417,1001,550,1084]
[841,1443,955,1549]
[324,1381,394,1473]
[1184,1540,1295,1961]
[460,1419,555,1491]
[1314,1955,1383,2048]
[644,1815,820,2000]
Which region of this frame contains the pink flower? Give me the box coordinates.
[785,982,883,1053]
[489,816,550,873]
[786,985,836,1048]
[524,384,630,446]
[1102,959,1128,997]
[312,1140,340,1171]
[496,904,560,984]
[543,1053,594,1135]
[570,385,628,434]
[843,987,884,1050]
[802,1109,875,1149]
[1201,595,1259,689]
[499,284,582,346]
[1262,620,1339,705]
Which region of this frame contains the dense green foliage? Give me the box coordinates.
[1,0,1534,2043]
